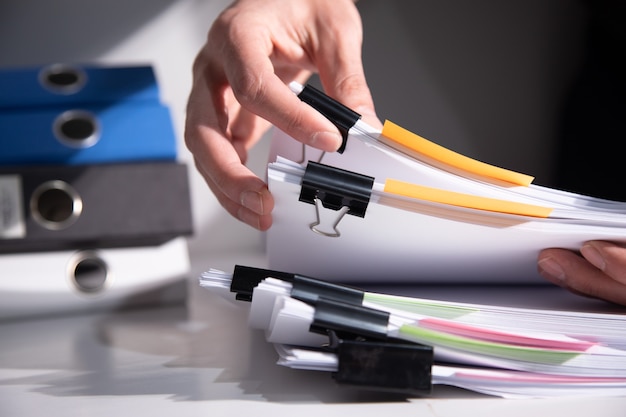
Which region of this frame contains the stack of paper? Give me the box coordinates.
[199,266,626,398]
[201,84,626,398]
[266,83,626,284]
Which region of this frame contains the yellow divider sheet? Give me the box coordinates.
[381,120,535,186]
[384,178,553,218]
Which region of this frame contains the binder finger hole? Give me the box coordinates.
[38,64,87,95]
[53,110,101,148]
[69,252,108,294]
[30,180,83,230]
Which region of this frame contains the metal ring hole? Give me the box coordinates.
[53,110,100,148]
[38,64,86,95]
[70,253,108,294]
[30,180,83,230]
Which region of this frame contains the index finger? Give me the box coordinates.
[223,35,344,152]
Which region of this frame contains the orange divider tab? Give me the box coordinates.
[384,178,553,218]
[381,120,535,186]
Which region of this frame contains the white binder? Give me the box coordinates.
[0,237,190,320]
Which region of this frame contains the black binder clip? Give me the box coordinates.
[326,330,433,395]
[306,298,433,395]
[299,161,374,237]
[230,264,365,304]
[230,265,295,302]
[228,265,433,395]
[296,83,362,154]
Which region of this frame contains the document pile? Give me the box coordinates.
[197,83,626,398]
[266,83,626,284]
[0,63,193,319]
[200,265,626,398]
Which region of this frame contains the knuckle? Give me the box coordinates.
[282,108,306,137]
[229,70,267,109]
[336,73,367,94]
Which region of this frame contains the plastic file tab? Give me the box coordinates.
[0,162,193,253]
[0,64,159,109]
[0,101,177,165]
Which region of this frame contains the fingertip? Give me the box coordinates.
[257,213,273,231]
[580,243,607,271]
[240,186,274,216]
[236,206,273,231]
[537,256,566,284]
[311,130,343,152]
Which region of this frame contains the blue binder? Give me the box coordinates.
[0,100,178,165]
[0,64,160,109]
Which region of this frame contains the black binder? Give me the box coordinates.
[0,162,193,253]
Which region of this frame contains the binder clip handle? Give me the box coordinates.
[299,162,374,238]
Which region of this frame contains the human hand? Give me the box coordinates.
[538,241,626,306]
[185,0,378,230]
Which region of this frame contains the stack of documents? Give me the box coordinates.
[266,83,626,284]
[200,265,626,398]
[0,63,192,319]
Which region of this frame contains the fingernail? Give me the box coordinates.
[538,257,566,282]
[240,190,263,214]
[581,244,606,271]
[312,131,343,151]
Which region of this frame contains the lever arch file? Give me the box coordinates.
[0,100,178,165]
[0,162,193,253]
[0,237,189,320]
[0,63,159,109]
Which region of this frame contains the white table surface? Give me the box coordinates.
[2,223,626,417]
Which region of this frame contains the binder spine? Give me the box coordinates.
[0,63,192,319]
[0,101,177,165]
[0,162,193,253]
[0,64,160,109]
[0,238,190,319]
